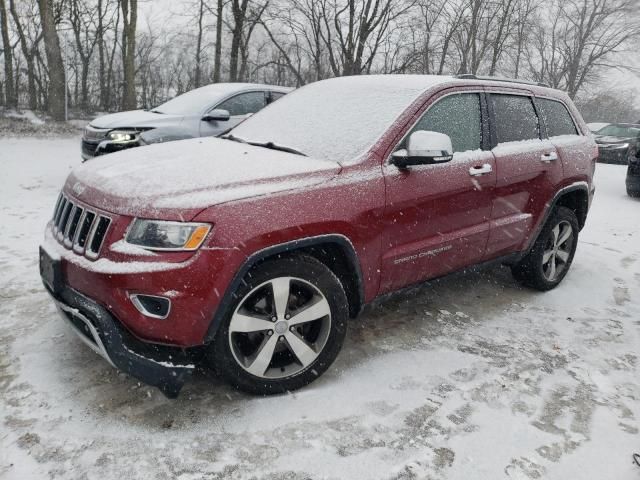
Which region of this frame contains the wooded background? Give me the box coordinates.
[1,0,639,122]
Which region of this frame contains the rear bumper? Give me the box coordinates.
[45,279,197,398]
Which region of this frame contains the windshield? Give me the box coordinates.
[596,124,640,138]
[153,85,243,115]
[230,75,446,162]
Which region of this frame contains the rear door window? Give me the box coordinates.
[491,94,539,143]
[216,92,267,116]
[404,93,482,153]
[537,98,578,137]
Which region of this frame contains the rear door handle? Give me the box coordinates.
[469,163,493,176]
[541,151,558,162]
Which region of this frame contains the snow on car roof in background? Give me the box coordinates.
[231,75,455,163]
[153,82,292,115]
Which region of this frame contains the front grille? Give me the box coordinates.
[51,192,111,259]
[82,140,99,158]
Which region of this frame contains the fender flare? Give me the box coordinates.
[204,234,364,343]
[522,181,590,255]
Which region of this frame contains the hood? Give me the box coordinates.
[90,110,185,129]
[595,135,634,145]
[65,137,341,218]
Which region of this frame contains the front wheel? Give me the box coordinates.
[209,254,349,395]
[511,206,579,291]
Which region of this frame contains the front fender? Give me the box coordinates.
[139,128,196,145]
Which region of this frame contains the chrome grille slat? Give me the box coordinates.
[51,193,111,260]
[54,197,68,231]
[64,206,84,247]
[86,216,111,259]
[52,193,63,220]
[57,201,73,238]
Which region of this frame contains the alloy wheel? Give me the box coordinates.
[228,277,332,379]
[542,220,574,282]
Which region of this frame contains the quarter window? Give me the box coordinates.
[268,91,286,104]
[536,98,578,137]
[404,93,482,153]
[491,94,539,143]
[216,92,266,116]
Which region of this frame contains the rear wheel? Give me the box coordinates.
[209,254,349,394]
[511,206,579,291]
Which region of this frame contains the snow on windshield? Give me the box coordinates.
[231,75,451,162]
[154,84,259,115]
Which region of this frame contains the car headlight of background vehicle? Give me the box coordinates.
[609,143,629,150]
[108,130,140,143]
[126,219,211,251]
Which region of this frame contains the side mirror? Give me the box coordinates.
[202,109,230,122]
[391,131,453,169]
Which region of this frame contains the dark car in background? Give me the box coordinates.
[81,83,291,160]
[627,146,640,198]
[594,123,640,165]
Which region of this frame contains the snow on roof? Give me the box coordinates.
[231,75,454,163]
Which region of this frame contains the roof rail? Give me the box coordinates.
[456,73,550,88]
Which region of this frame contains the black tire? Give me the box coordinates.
[511,206,579,291]
[627,187,640,198]
[209,254,349,395]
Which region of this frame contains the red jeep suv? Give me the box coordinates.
[40,74,597,397]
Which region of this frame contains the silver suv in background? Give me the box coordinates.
[81,83,292,160]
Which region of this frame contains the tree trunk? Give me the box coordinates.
[0,0,16,107]
[9,0,40,110]
[97,0,106,109]
[38,0,65,120]
[121,0,137,109]
[213,0,223,82]
[194,0,205,87]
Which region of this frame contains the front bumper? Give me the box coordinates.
[41,247,198,398]
[597,147,629,165]
[81,138,140,160]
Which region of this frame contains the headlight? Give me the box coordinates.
[126,219,211,251]
[108,130,139,143]
[610,143,629,150]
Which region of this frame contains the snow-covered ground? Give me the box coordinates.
[1,137,639,479]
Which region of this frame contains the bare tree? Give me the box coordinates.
[68,0,101,111]
[120,0,137,108]
[527,0,640,98]
[0,0,16,107]
[212,0,223,82]
[38,0,65,120]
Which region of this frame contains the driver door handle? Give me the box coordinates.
[541,151,558,162]
[469,163,493,176]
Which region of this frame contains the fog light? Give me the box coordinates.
[130,294,171,319]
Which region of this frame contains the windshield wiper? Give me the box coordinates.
[221,133,247,143]
[247,141,307,156]
[221,135,306,156]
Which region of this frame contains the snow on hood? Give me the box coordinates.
[66,137,341,217]
[90,110,184,129]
